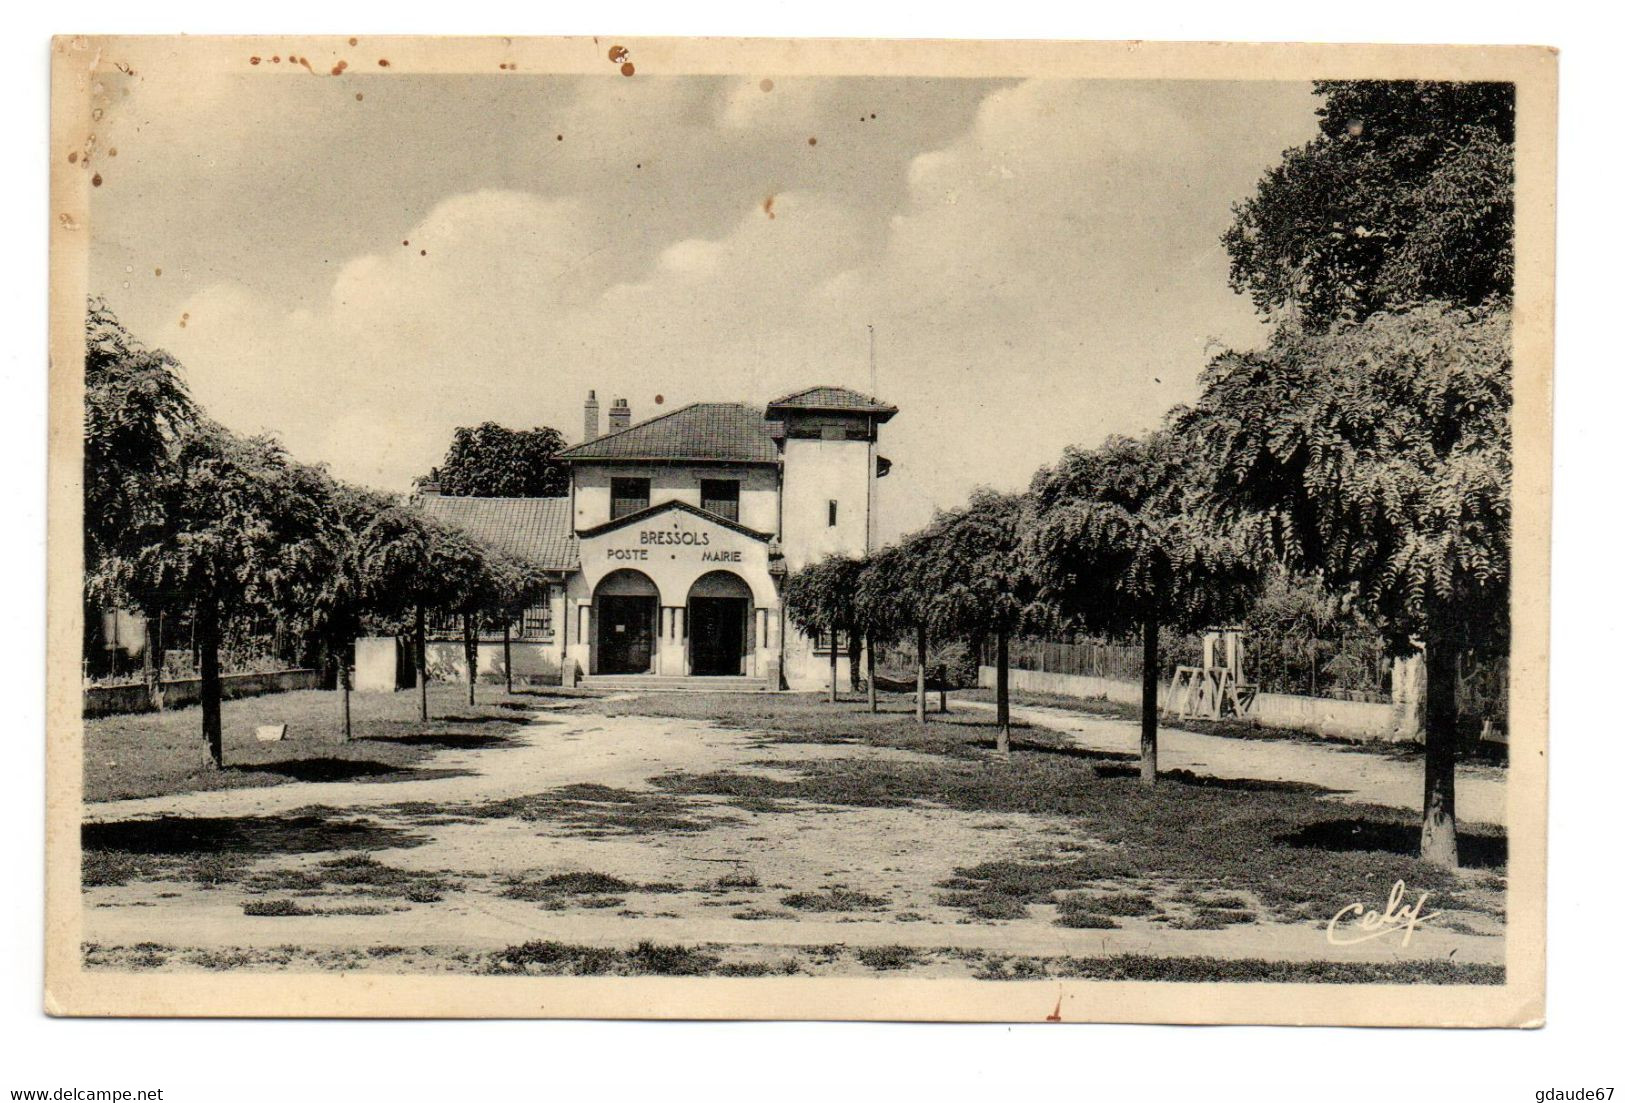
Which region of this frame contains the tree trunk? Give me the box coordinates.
[463,614,477,707]
[995,629,1010,754]
[825,626,838,704]
[503,621,513,695]
[198,598,223,769]
[915,622,928,725]
[848,631,863,694]
[1420,634,1460,868]
[1140,618,1159,786]
[339,655,352,742]
[938,663,948,714]
[415,604,428,722]
[866,631,877,713]
[142,612,164,713]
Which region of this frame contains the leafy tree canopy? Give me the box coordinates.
[421,422,569,497]
[1224,80,1514,329]
[782,553,864,637]
[1181,300,1511,653]
[921,489,1039,639]
[1026,430,1259,637]
[84,299,198,601]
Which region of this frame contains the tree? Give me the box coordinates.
[1027,432,1259,784]
[134,424,322,767]
[1182,302,1510,865]
[922,491,1037,753]
[782,554,863,704]
[1224,80,1513,330]
[282,473,421,742]
[83,301,198,705]
[854,535,942,723]
[421,422,569,497]
[349,503,438,720]
[460,551,549,700]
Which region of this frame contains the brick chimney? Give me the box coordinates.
[608,397,631,433]
[582,390,599,442]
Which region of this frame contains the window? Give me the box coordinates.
[827,499,838,527]
[610,477,650,520]
[813,628,849,655]
[700,479,740,522]
[519,595,553,640]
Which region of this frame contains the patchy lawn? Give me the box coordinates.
[607,692,1507,925]
[80,690,1507,980]
[84,683,585,802]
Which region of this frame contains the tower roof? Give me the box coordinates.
[764,385,897,421]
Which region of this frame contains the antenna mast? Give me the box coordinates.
[867,323,876,396]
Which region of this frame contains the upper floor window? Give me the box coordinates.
[610,477,651,520]
[700,479,740,522]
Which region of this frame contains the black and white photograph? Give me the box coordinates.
[44,36,1553,1026]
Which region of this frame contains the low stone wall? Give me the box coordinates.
[422,640,563,687]
[979,666,1418,744]
[83,669,323,718]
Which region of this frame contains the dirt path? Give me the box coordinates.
[959,699,1506,827]
[81,705,1504,971]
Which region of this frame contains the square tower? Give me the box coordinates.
[766,386,897,689]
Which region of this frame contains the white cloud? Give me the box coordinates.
[146,78,1317,541]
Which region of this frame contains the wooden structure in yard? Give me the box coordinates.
[1165,627,1259,721]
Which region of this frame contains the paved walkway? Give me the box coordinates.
[958,698,1505,826]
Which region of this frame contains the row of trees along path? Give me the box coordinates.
[785,80,1511,870]
[84,302,551,766]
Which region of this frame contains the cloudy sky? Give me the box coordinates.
[89,68,1317,541]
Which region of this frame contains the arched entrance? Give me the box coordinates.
[687,571,752,676]
[594,569,660,675]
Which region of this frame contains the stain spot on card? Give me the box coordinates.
[91,172,103,187]
[250,56,261,65]
[759,78,774,93]
[762,196,775,219]
[621,62,635,77]
[377,58,390,68]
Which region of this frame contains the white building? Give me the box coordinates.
[412,386,896,691]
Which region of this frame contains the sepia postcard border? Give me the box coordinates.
[45,35,1555,1024]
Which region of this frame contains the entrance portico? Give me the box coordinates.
[573,500,783,683]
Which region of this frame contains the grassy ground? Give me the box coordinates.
[83,682,587,803]
[80,938,1505,983]
[601,692,1507,925]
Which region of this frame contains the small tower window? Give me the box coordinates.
[827,499,838,527]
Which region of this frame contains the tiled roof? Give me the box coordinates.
[556,402,779,464]
[417,495,579,571]
[765,385,897,418]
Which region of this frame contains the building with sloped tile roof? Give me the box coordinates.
[409,385,896,692]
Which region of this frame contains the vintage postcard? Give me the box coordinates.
[46,36,1554,1023]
